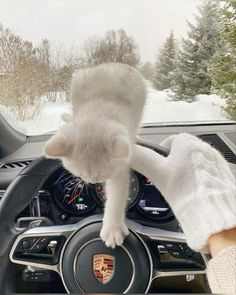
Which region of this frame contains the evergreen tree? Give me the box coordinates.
[171,0,221,101]
[209,0,236,120]
[153,31,176,90]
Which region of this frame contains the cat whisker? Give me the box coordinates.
[62,178,84,203]
[78,180,86,197]
[63,178,75,189]
[71,181,80,199]
[54,174,72,186]
[62,181,78,203]
[75,178,83,188]
[62,177,77,195]
[54,170,70,184]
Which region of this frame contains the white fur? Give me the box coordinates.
[44,63,146,247]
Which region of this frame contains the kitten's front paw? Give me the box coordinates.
[100,222,129,248]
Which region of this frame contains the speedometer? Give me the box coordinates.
[94,171,141,208]
[52,170,96,215]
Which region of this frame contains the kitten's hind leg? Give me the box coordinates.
[100,168,130,248]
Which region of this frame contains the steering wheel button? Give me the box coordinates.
[30,237,38,245]
[184,247,195,258]
[169,250,185,259]
[29,243,46,252]
[162,242,180,251]
[20,240,31,250]
[37,237,49,245]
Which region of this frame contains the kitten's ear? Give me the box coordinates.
[111,135,130,159]
[44,134,72,158]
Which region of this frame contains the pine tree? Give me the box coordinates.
[153,31,176,90]
[209,0,236,120]
[171,0,221,101]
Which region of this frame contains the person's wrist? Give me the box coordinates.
[207,228,236,257]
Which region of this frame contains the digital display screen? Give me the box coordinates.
[138,182,173,220]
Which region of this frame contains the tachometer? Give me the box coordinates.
[93,171,141,208]
[52,171,96,215]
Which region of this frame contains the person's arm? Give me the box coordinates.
[207,229,236,294]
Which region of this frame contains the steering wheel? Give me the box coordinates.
[0,141,208,293]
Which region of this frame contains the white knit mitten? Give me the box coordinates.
[131,133,236,251]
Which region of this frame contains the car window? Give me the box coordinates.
[0,0,234,135]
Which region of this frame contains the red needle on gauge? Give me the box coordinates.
[68,194,79,205]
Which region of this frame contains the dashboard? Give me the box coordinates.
[0,120,235,293]
[41,167,174,226]
[1,123,236,230]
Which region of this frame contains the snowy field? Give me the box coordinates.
[0,87,230,135]
[141,88,228,124]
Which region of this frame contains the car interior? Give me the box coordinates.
[0,0,235,293]
[0,113,235,293]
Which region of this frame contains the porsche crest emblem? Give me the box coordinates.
[93,254,115,284]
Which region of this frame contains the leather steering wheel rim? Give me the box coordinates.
[0,141,169,293]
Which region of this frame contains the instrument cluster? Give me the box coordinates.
[49,168,174,221]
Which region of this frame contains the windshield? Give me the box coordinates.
[0,0,235,135]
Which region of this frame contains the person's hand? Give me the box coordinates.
[131,133,236,251]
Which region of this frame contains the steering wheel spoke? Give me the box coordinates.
[126,219,208,287]
[9,224,75,273]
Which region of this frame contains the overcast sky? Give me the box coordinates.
[0,0,204,62]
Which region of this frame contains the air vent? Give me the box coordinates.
[0,160,32,169]
[198,134,236,164]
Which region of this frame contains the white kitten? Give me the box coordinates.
[44,63,146,248]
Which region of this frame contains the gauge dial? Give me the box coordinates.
[94,171,141,208]
[52,171,96,215]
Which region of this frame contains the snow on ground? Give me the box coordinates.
[17,101,72,135]
[0,87,230,135]
[141,88,227,124]
[0,101,71,135]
